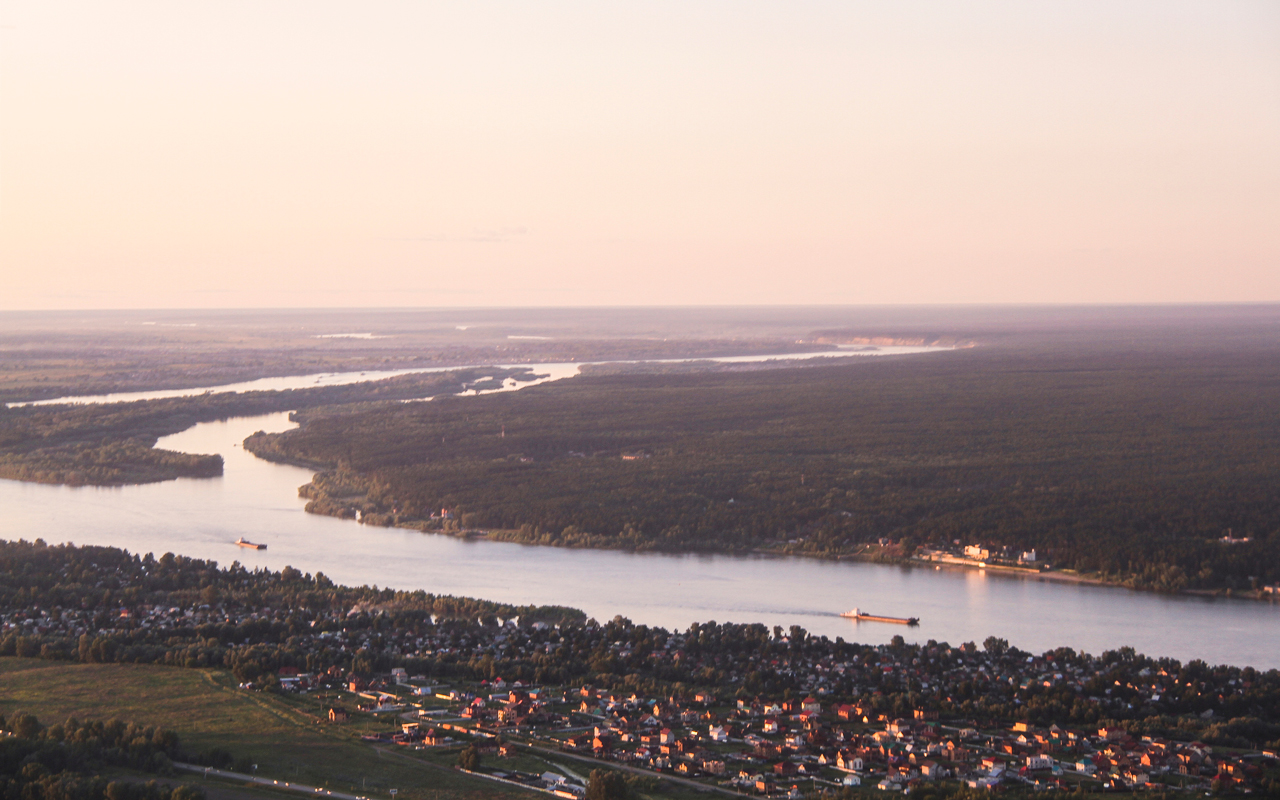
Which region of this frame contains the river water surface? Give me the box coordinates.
[2,410,1277,668]
[10,345,941,407]
[3,348,1277,668]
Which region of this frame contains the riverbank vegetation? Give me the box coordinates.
[0,368,531,485]
[244,338,1280,594]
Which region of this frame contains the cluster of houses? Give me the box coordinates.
[301,665,1278,797]
[915,542,1042,569]
[312,675,1277,796]
[2,598,1268,728]
[524,690,1272,795]
[5,591,1278,795]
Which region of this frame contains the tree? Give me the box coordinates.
[586,769,629,800]
[456,745,480,771]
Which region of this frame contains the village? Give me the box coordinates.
[276,665,1278,798]
[2,548,1279,797]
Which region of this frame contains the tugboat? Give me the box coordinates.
[839,607,918,625]
[234,537,267,550]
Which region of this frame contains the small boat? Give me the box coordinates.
[840,607,918,625]
[235,537,267,550]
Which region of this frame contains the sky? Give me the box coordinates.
[1,1,1278,310]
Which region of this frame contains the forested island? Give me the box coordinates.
[242,333,1280,595]
[0,368,534,485]
[4,307,1279,594]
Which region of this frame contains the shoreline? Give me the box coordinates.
[323,511,1280,606]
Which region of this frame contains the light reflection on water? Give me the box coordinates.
[2,411,1277,668]
[9,345,946,407]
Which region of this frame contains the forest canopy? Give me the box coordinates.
[242,337,1280,593]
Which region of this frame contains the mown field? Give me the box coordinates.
[0,659,534,800]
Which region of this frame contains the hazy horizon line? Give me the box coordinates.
[7,300,1280,315]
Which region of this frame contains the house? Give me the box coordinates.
[1123,770,1150,786]
[541,772,566,788]
[708,725,729,742]
[920,761,946,779]
[1026,755,1054,770]
[836,752,863,772]
[328,707,349,722]
[842,774,862,787]
[563,734,592,752]
[422,729,447,746]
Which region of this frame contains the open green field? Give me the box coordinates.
[0,659,534,800]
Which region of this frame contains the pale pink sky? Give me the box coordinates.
[1,1,1278,309]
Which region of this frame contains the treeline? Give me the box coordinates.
[0,539,583,683]
[0,539,584,623]
[0,440,221,486]
[0,712,204,800]
[3,542,1280,743]
[244,342,1280,591]
[0,367,533,486]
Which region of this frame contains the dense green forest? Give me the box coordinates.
[243,341,1280,592]
[0,368,531,485]
[0,709,205,800]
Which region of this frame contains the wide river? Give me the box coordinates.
[3,352,1277,669]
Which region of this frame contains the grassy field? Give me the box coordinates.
[0,659,534,800]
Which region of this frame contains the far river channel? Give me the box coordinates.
[2,352,1277,669]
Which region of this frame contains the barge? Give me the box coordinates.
[235,537,267,550]
[840,607,918,625]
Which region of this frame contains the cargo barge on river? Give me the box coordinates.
[234,538,267,550]
[840,607,918,625]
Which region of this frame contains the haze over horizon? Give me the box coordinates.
[2,1,1278,311]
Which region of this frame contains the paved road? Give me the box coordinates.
[174,763,371,800]
[518,743,750,797]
